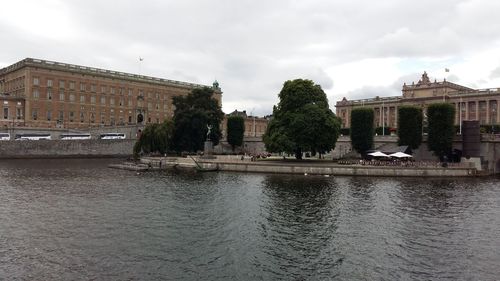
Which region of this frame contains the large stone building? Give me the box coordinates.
[221,110,269,138]
[336,72,500,130]
[0,58,221,129]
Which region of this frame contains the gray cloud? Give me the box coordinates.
[1,0,500,116]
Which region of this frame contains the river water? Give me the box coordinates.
[0,159,499,280]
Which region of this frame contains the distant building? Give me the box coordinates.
[221,110,269,138]
[336,72,499,129]
[0,58,221,129]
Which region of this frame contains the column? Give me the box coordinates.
[497,99,500,124]
[475,100,479,121]
[486,100,490,124]
[395,106,398,128]
[455,102,459,125]
[465,101,469,120]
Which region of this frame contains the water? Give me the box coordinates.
[0,159,499,280]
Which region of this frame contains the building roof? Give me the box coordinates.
[0,58,215,91]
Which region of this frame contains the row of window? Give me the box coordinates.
[30,90,170,110]
[29,109,161,124]
[32,77,174,100]
[3,108,24,120]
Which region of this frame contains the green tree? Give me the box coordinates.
[427,103,455,160]
[133,120,174,159]
[350,107,374,156]
[397,106,423,150]
[263,79,340,159]
[172,87,224,152]
[226,115,245,152]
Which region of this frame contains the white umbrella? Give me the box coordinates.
[368,151,390,157]
[389,152,412,158]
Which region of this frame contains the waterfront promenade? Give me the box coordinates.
[133,155,480,177]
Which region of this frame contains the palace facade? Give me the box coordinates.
[336,72,500,129]
[0,58,221,129]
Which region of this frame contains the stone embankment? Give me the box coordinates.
[124,156,480,177]
[0,139,135,158]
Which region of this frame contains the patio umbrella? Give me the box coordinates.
[389,152,412,158]
[368,151,390,157]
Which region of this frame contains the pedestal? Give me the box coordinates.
[201,140,216,159]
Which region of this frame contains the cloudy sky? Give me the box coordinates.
[1,0,500,116]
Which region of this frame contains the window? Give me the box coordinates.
[33,77,39,86]
[80,82,85,91]
[110,87,115,94]
[128,99,132,106]
[47,89,52,100]
[91,84,96,92]
[148,102,152,110]
[80,112,85,123]
[59,91,65,101]
[110,97,115,106]
[58,111,64,121]
[128,89,133,96]
[120,98,124,106]
[69,93,75,102]
[101,85,107,93]
[100,96,106,105]
[47,79,53,87]
[16,108,22,119]
[69,111,74,122]
[33,89,40,99]
[47,110,52,121]
[90,112,95,123]
[80,94,85,103]
[59,80,65,89]
[69,81,75,90]
[91,95,96,104]
[32,109,39,120]
[101,112,106,124]
[3,108,8,119]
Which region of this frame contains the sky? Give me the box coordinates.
[1,0,500,116]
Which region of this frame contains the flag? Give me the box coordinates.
[445,68,449,72]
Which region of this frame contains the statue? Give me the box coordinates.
[206,124,212,141]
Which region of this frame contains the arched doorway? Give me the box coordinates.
[137,113,144,123]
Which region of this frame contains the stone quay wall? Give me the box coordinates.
[195,160,477,177]
[0,139,135,158]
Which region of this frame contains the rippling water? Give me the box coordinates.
[0,159,499,280]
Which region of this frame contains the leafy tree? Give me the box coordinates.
[263,79,340,159]
[350,107,374,156]
[397,106,423,150]
[133,120,174,158]
[172,87,224,152]
[427,103,455,159]
[226,115,245,152]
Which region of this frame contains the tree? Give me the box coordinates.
[427,103,455,160]
[350,107,374,156]
[133,120,174,158]
[397,106,423,150]
[226,115,245,152]
[171,87,224,153]
[263,79,340,159]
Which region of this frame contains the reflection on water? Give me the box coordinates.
[0,159,499,280]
